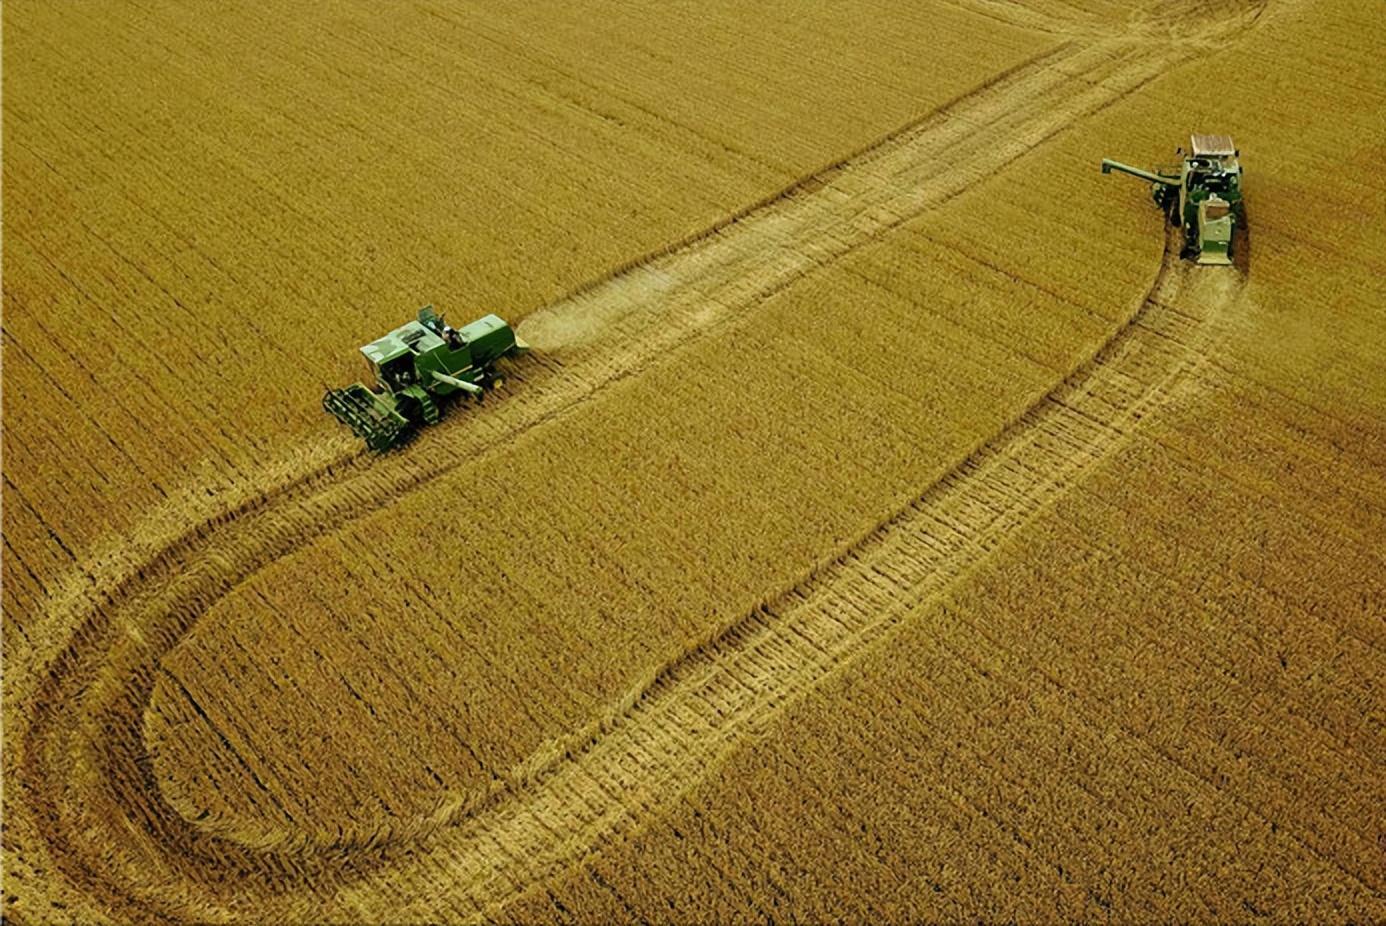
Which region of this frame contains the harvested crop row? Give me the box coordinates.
[6,20,1185,917]
[498,2,1386,920]
[140,42,1179,848]
[515,546,1378,921]
[555,363,1384,919]
[143,243,1089,845]
[10,1,1381,923]
[503,296,1386,925]
[300,224,1235,924]
[1,0,1048,632]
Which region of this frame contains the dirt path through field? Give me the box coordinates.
[11,3,1271,921]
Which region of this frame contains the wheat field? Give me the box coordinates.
[3,0,1383,923]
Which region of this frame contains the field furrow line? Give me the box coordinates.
[24,37,1109,674]
[355,239,1231,924]
[9,13,1261,921]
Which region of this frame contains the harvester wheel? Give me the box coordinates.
[1181,229,1200,260]
[394,393,420,425]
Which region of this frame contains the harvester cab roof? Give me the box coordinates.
[1190,133,1236,157]
[1185,134,1240,175]
[361,321,442,367]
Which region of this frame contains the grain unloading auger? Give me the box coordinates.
[324,306,527,451]
[1102,134,1245,265]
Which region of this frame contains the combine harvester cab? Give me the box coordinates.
[1101,133,1244,265]
[324,305,528,451]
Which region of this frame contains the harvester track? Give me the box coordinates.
[11,3,1270,921]
[323,236,1244,924]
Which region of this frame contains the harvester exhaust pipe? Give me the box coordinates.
[431,370,484,395]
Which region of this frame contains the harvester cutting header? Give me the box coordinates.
[1102,134,1244,265]
[324,306,527,451]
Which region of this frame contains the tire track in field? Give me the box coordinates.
[939,0,1268,43]
[13,5,1264,922]
[335,234,1245,924]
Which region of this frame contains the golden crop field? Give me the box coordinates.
[3,0,1383,923]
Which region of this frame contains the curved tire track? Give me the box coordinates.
[381,232,1241,926]
[11,4,1263,922]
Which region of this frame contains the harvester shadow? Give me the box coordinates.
[1234,213,1253,276]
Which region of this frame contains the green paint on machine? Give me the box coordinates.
[1101,134,1245,266]
[324,306,528,451]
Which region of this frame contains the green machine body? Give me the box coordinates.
[324,306,528,451]
[1102,133,1244,265]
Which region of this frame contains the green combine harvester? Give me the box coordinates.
[324,306,527,451]
[1102,133,1244,265]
